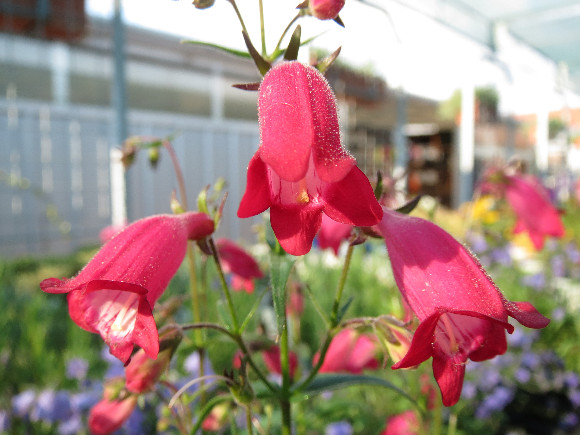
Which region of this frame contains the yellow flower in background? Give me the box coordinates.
[471,195,500,224]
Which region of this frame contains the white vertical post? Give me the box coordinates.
[110,148,127,226]
[457,79,475,206]
[50,42,70,106]
[535,98,549,174]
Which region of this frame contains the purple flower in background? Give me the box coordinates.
[515,367,531,383]
[565,372,580,390]
[475,386,514,419]
[560,413,579,430]
[490,247,512,267]
[12,390,36,418]
[551,307,565,322]
[521,351,541,369]
[551,255,566,278]
[461,381,477,400]
[101,346,124,379]
[66,357,89,381]
[59,414,82,435]
[70,389,101,413]
[184,351,214,377]
[467,233,488,254]
[566,243,580,264]
[0,410,10,432]
[521,273,546,291]
[568,389,580,408]
[325,421,353,435]
[30,390,72,423]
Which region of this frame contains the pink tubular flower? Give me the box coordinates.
[89,391,137,435]
[377,207,550,407]
[263,345,299,378]
[237,61,382,256]
[504,174,564,250]
[309,0,345,20]
[215,238,264,293]
[317,214,352,255]
[315,328,379,374]
[381,410,420,435]
[40,212,214,364]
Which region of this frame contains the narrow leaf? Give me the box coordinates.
[284,25,301,61]
[181,39,250,58]
[297,373,415,406]
[335,296,353,324]
[242,30,271,76]
[270,255,295,334]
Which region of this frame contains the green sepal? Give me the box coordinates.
[232,82,260,91]
[316,47,341,74]
[374,171,383,200]
[197,185,210,215]
[396,195,422,215]
[242,30,271,76]
[284,25,301,61]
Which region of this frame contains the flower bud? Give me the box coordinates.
[309,0,345,20]
[193,0,215,9]
[125,325,183,393]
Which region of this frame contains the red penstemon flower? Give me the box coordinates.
[40,212,214,363]
[215,238,264,293]
[317,214,352,255]
[504,174,564,250]
[89,378,137,435]
[377,207,550,406]
[238,61,382,255]
[315,328,379,374]
[125,325,182,393]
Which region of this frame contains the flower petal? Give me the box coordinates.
[270,203,323,256]
[323,166,383,226]
[238,153,272,218]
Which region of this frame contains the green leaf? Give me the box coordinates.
[396,195,422,215]
[284,25,301,61]
[295,373,416,405]
[189,395,231,435]
[241,30,271,76]
[335,296,353,324]
[182,39,250,58]
[270,255,295,334]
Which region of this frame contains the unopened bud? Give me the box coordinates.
[193,0,215,9]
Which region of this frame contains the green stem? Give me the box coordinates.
[258,0,266,55]
[246,406,254,435]
[227,0,249,35]
[330,243,354,325]
[208,237,240,331]
[279,316,292,435]
[272,12,301,57]
[182,322,278,394]
[295,243,355,392]
[162,140,206,393]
